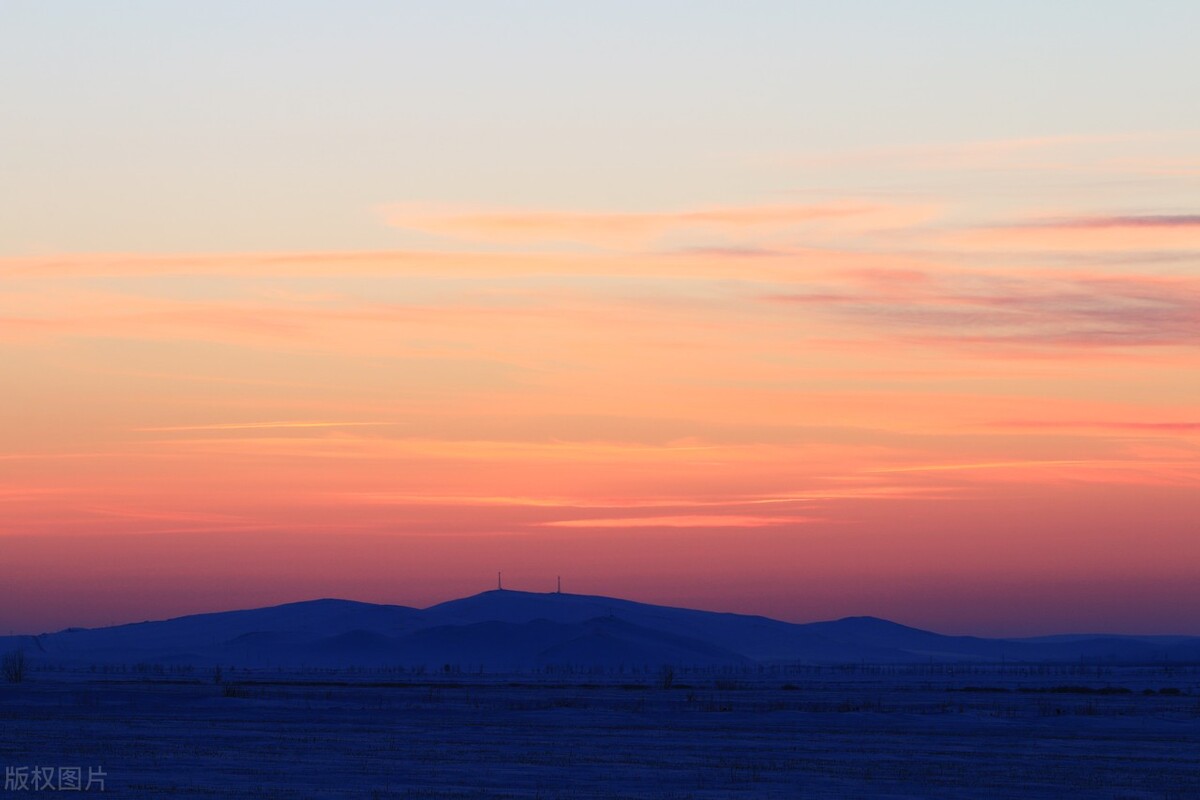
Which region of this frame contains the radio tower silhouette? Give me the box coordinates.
[497,571,502,591]
[556,576,561,594]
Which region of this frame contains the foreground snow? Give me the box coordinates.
[2,664,1198,798]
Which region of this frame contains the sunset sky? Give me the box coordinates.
[2,2,1198,635]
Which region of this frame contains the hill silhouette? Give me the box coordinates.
[3,590,1198,669]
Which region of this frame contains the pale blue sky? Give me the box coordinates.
[2,1,1198,252]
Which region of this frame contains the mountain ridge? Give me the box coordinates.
[5,590,1199,669]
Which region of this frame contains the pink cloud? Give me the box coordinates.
[951,213,1200,251]
[762,269,1200,352]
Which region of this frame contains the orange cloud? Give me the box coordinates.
[380,202,934,248]
[0,245,938,284]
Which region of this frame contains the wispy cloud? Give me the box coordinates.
[763,269,1200,352]
[380,202,932,249]
[340,492,781,510]
[983,420,1200,433]
[0,244,949,285]
[869,460,1087,474]
[865,459,1200,488]
[1009,214,1200,230]
[335,484,943,510]
[132,421,399,433]
[951,212,1200,251]
[81,506,253,524]
[540,514,817,529]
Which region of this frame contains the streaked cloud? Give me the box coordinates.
[540,515,816,529]
[1012,214,1200,230]
[869,460,1087,474]
[982,420,1200,433]
[381,202,934,248]
[763,268,1200,352]
[951,212,1200,251]
[132,421,399,433]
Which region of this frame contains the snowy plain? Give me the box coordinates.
[3,664,1200,798]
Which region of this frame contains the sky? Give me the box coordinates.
[1,1,1198,636]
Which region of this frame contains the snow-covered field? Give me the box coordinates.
[3,665,1198,798]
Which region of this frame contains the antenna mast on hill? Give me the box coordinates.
[497,571,502,591]
[556,576,561,594]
